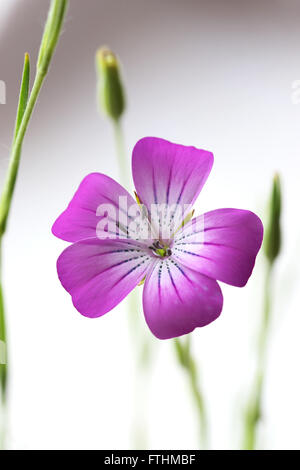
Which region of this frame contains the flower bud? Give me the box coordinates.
[96,47,125,122]
[264,173,281,263]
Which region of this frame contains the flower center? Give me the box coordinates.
[149,240,172,258]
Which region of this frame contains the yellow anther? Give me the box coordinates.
[134,191,142,207]
[138,276,146,286]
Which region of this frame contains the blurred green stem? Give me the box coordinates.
[0,238,7,450]
[0,0,68,236]
[0,70,46,234]
[112,119,152,449]
[113,120,131,189]
[242,260,273,449]
[174,336,207,449]
[0,0,68,448]
[0,239,7,402]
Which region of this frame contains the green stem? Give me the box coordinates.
[0,68,51,400]
[112,117,207,449]
[242,261,273,450]
[187,356,207,448]
[259,262,272,357]
[0,239,7,402]
[174,336,207,449]
[0,0,68,236]
[0,70,46,235]
[113,120,131,190]
[0,239,7,450]
[0,0,68,448]
[111,120,152,449]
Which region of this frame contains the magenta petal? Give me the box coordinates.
[57,238,152,318]
[132,137,213,236]
[52,173,136,242]
[173,209,264,287]
[143,260,223,339]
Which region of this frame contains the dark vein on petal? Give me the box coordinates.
[152,168,158,204]
[175,241,244,252]
[176,169,194,204]
[83,248,142,262]
[175,225,233,242]
[99,194,134,220]
[166,167,173,204]
[169,259,194,286]
[157,261,163,303]
[77,255,147,286]
[111,257,151,288]
[166,261,183,302]
[79,205,98,214]
[67,254,149,293]
[174,247,214,263]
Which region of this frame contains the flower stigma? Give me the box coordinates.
[149,240,172,258]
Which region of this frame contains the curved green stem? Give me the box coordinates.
[242,261,273,450]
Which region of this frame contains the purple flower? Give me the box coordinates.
[52,137,263,339]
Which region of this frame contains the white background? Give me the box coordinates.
[0,0,299,449]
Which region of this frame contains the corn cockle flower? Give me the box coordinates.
[52,137,263,339]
